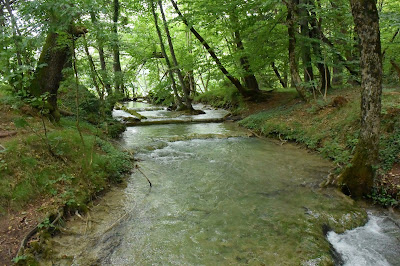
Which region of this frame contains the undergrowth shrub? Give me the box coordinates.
[195,85,244,111]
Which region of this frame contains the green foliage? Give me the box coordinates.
[0,117,131,214]
[147,81,175,106]
[195,85,244,112]
[37,217,55,230]
[369,187,399,207]
[12,255,28,264]
[379,118,400,171]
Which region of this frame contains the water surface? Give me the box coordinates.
[42,103,390,265]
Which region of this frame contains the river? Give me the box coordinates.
[41,102,400,265]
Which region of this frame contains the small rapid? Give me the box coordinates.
[327,212,400,266]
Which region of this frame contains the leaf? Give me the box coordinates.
[13,118,29,128]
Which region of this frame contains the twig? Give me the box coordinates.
[136,165,152,187]
[247,129,262,138]
[75,210,85,222]
[103,212,129,233]
[278,134,288,145]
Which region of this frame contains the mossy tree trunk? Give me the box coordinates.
[339,0,382,198]
[29,27,86,121]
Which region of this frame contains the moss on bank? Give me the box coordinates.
[239,87,400,207]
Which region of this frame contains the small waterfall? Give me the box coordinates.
[327,213,400,266]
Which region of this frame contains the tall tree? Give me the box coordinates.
[29,25,86,121]
[230,10,260,92]
[298,0,314,84]
[112,0,124,95]
[90,11,112,96]
[150,0,183,107]
[339,0,382,198]
[285,0,308,100]
[170,0,256,98]
[158,0,193,110]
[308,0,331,90]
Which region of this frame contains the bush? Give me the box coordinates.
[195,85,244,112]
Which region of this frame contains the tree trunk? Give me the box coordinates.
[158,0,193,110]
[339,0,382,198]
[4,0,23,90]
[298,0,314,84]
[29,27,86,121]
[170,0,252,98]
[90,12,112,96]
[309,0,331,90]
[112,0,124,95]
[82,34,103,100]
[230,12,260,92]
[150,0,183,107]
[271,62,287,88]
[286,0,308,100]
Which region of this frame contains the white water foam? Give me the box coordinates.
[327,214,400,266]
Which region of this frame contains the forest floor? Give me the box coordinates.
[238,86,400,208]
[0,91,131,265]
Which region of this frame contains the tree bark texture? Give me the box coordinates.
[29,26,86,121]
[339,0,382,198]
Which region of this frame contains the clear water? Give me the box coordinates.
[42,103,399,265]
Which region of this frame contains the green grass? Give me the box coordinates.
[0,118,131,214]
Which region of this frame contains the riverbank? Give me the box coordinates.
[0,90,132,265]
[235,86,400,208]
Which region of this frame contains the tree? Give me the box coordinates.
[285,0,308,100]
[150,0,183,107]
[170,0,256,98]
[338,0,382,198]
[112,0,125,96]
[158,0,193,110]
[90,10,112,96]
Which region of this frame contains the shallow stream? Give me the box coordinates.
[42,102,400,265]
